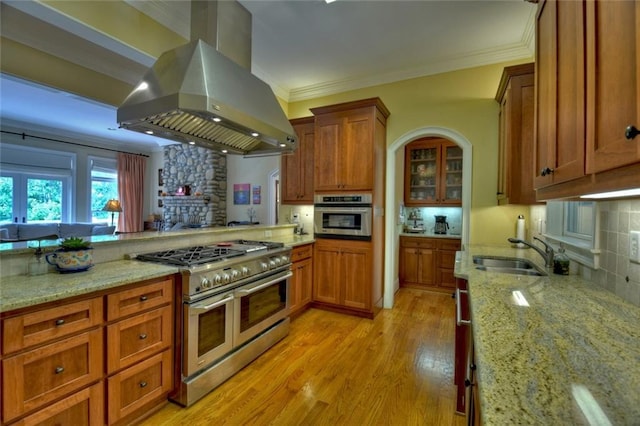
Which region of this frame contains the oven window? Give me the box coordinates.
[322,213,362,230]
[239,281,286,332]
[198,306,227,357]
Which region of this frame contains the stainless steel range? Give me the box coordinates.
[134,239,292,407]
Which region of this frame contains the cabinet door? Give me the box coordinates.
[106,277,173,321]
[314,116,343,191]
[534,0,586,189]
[282,118,315,203]
[585,0,640,173]
[341,244,372,310]
[298,257,313,308]
[440,143,463,205]
[405,142,439,205]
[342,112,374,191]
[400,246,420,284]
[417,249,436,286]
[313,243,340,305]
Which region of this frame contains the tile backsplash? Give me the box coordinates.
[591,199,640,306]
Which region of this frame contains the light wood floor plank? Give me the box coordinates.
[141,288,466,426]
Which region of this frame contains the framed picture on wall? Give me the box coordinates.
[252,186,261,204]
[233,183,250,205]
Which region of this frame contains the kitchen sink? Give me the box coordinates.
[472,256,547,276]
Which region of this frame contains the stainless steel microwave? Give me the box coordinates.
[313,194,372,240]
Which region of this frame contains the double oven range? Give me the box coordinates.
[135,240,292,407]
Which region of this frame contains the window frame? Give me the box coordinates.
[88,156,118,223]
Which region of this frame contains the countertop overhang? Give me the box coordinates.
[455,245,640,425]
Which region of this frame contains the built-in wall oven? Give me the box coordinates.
[313,193,372,240]
[135,240,292,407]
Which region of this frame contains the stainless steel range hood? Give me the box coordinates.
[117,1,296,156]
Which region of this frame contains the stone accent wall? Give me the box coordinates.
[162,145,227,227]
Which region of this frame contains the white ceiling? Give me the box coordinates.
[0,0,536,152]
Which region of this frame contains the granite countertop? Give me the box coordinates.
[0,233,315,314]
[400,232,461,239]
[0,260,179,314]
[455,245,640,425]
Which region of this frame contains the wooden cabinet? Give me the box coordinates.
[2,298,104,424]
[311,98,389,192]
[313,239,373,317]
[282,117,315,204]
[534,0,640,199]
[404,138,462,206]
[289,244,313,318]
[106,277,174,425]
[399,236,460,292]
[495,63,538,205]
[399,237,436,288]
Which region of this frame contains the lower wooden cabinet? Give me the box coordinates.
[1,275,175,426]
[2,329,103,423]
[313,239,373,316]
[12,382,104,426]
[107,349,173,425]
[289,244,313,318]
[400,236,461,292]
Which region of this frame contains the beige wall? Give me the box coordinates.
[288,62,533,245]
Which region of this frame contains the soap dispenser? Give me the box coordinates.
[553,244,570,275]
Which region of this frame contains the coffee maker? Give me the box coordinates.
[434,215,449,234]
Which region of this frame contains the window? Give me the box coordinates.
[545,201,599,268]
[0,172,71,224]
[90,157,118,223]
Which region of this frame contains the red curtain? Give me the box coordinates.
[117,153,146,233]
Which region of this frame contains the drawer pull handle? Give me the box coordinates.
[55,366,65,374]
[139,333,148,340]
[540,167,554,176]
[625,125,639,140]
[55,319,65,326]
[139,295,148,302]
[139,381,148,388]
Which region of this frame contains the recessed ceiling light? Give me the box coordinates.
[145,130,154,135]
[251,132,259,137]
[279,143,287,147]
[213,117,222,122]
[221,149,228,154]
[188,141,196,145]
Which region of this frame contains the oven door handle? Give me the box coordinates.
[192,294,234,312]
[235,271,293,295]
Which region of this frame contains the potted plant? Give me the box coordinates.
[45,237,94,273]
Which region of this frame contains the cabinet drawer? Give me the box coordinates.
[291,244,313,262]
[107,305,172,373]
[2,328,103,423]
[12,382,104,426]
[3,298,102,355]
[437,239,461,251]
[400,237,436,249]
[107,277,173,321]
[107,349,173,424]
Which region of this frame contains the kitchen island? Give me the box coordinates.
[455,245,640,425]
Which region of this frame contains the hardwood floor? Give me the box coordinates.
[141,288,466,425]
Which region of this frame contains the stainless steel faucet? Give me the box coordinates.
[508,236,555,268]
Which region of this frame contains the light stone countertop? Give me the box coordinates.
[455,245,640,425]
[399,232,462,239]
[0,260,179,313]
[0,232,315,314]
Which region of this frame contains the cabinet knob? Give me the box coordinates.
[55,319,65,326]
[625,125,639,140]
[139,381,148,388]
[464,378,474,387]
[139,295,148,302]
[139,333,148,340]
[540,167,554,176]
[54,366,65,374]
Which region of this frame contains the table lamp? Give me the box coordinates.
[102,199,122,226]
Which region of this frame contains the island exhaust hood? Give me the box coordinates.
[117,1,296,156]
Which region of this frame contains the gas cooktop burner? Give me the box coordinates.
[136,245,245,267]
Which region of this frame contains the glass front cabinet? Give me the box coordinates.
[404,138,463,206]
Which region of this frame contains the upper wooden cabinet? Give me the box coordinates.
[311,98,389,192]
[534,0,640,199]
[404,138,462,206]
[495,63,539,205]
[282,117,315,204]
